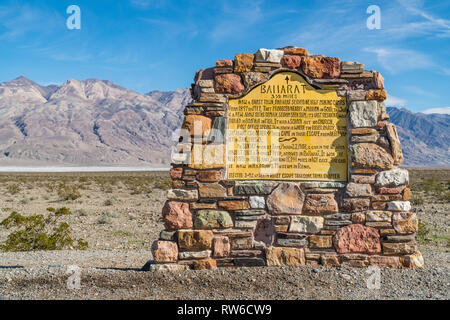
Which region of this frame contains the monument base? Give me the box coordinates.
[150,46,423,270]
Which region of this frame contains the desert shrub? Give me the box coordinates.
[57,184,81,200]
[75,209,88,216]
[417,220,431,245]
[437,190,450,203]
[411,193,424,206]
[104,199,113,206]
[0,207,88,251]
[153,178,171,191]
[6,184,20,195]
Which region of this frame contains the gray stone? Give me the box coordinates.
[197,80,214,88]
[387,201,411,211]
[323,213,352,220]
[249,196,265,209]
[347,90,366,101]
[167,189,198,201]
[146,263,189,272]
[301,182,346,189]
[233,258,266,267]
[341,61,364,73]
[324,220,352,226]
[365,210,392,222]
[178,250,212,260]
[194,210,233,229]
[233,182,277,195]
[160,230,176,241]
[351,134,379,143]
[345,183,372,197]
[276,238,308,247]
[235,220,258,229]
[349,101,378,128]
[235,209,266,216]
[255,48,284,63]
[289,216,324,233]
[375,168,409,187]
[383,234,416,243]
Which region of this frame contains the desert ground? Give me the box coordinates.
[0,169,448,300]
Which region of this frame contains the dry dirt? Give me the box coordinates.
[0,169,448,300]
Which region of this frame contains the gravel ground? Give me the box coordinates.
[0,170,448,300]
[0,250,448,300]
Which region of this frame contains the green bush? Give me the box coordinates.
[57,184,81,200]
[0,207,88,251]
[411,193,424,206]
[6,184,20,195]
[417,220,431,245]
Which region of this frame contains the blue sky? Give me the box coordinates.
[0,0,449,112]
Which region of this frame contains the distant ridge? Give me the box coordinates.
[387,107,450,166]
[0,76,190,166]
[0,76,448,167]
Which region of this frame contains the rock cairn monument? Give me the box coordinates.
[150,46,423,270]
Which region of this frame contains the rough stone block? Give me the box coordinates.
[167,189,199,201]
[182,115,212,136]
[345,183,372,197]
[365,210,392,222]
[193,259,217,270]
[265,247,305,266]
[281,55,301,69]
[267,182,305,214]
[162,201,193,230]
[179,250,211,260]
[301,56,340,78]
[302,193,338,214]
[368,256,401,268]
[387,201,411,211]
[194,210,233,229]
[249,196,265,209]
[152,240,178,263]
[382,242,417,255]
[349,101,378,128]
[234,53,254,73]
[386,123,404,165]
[309,235,333,248]
[255,48,284,63]
[218,200,250,210]
[350,143,394,170]
[392,212,418,234]
[178,230,213,250]
[289,216,324,233]
[214,74,244,94]
[198,183,227,198]
[333,224,381,254]
[400,252,424,268]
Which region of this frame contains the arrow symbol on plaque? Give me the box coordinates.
[285,76,289,85]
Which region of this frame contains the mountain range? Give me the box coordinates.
[0,76,448,167]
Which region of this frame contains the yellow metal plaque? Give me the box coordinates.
[226,71,348,181]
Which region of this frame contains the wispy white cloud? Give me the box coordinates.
[364,47,433,73]
[0,4,62,41]
[421,107,450,115]
[395,0,450,38]
[403,85,438,98]
[129,0,152,9]
[385,95,408,107]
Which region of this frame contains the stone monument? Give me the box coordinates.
[150,46,423,270]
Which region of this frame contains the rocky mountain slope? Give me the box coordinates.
[0,77,190,166]
[387,107,450,167]
[0,76,447,167]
